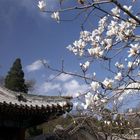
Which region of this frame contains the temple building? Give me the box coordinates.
[0,87,73,140]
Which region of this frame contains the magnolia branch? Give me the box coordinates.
[111,0,140,24]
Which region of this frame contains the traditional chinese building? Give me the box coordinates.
[0,87,72,140]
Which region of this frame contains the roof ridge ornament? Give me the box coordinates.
[16,94,27,102]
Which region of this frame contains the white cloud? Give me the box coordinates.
[64,80,81,92]
[56,73,72,82]
[40,82,61,93]
[26,59,47,72]
[37,76,88,96]
[48,74,72,82]
[63,79,88,97]
[48,74,56,80]
[118,82,140,101]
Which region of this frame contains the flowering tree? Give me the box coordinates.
[37,0,140,138]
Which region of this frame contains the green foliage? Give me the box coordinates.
[0,76,4,86]
[4,58,28,93]
[27,126,42,137]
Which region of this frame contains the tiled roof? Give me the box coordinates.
[0,87,72,108]
[0,87,73,128]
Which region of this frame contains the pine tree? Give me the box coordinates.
[5,58,28,93]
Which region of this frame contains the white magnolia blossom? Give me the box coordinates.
[127,59,140,68]
[128,83,140,89]
[128,17,138,24]
[90,30,101,47]
[114,72,122,81]
[85,92,94,107]
[102,38,112,50]
[134,134,138,137]
[116,21,135,41]
[51,12,60,23]
[106,21,119,37]
[80,61,90,71]
[98,16,107,32]
[37,1,140,120]
[66,39,87,56]
[80,31,91,42]
[67,9,136,63]
[117,21,135,41]
[127,61,133,68]
[93,94,100,101]
[106,19,136,41]
[135,59,140,66]
[101,97,108,103]
[111,7,120,18]
[115,62,124,69]
[38,0,46,11]
[91,29,102,38]
[90,81,100,91]
[81,103,88,110]
[98,16,107,27]
[73,39,86,49]
[88,47,104,58]
[128,108,133,113]
[123,5,132,12]
[128,43,140,57]
[104,120,111,125]
[103,78,114,89]
[104,120,107,124]
[107,121,111,125]
[66,45,78,55]
[84,92,105,108]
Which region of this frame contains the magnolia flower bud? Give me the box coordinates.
[78,0,85,4]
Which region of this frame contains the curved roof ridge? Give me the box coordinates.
[0,86,72,101]
[0,86,73,108]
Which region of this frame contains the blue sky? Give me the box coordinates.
[0,0,139,100]
[0,0,80,70]
[0,0,90,96]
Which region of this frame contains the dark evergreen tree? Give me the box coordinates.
[4,58,28,93]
